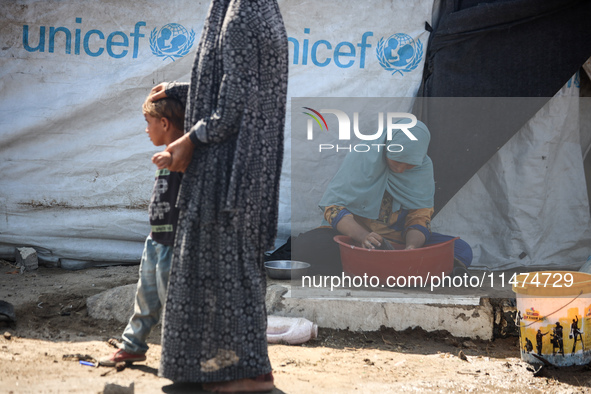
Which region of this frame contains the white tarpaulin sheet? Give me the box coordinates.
[289,89,591,271]
[432,81,591,270]
[0,0,433,267]
[1,1,590,270]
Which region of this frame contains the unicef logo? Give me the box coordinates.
[376,33,423,76]
[150,23,195,61]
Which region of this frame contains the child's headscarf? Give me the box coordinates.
[319,120,434,219]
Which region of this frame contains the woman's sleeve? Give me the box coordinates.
[324,205,353,229]
[164,82,190,107]
[404,208,434,240]
[188,21,260,148]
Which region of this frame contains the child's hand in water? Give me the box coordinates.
[152,151,172,169]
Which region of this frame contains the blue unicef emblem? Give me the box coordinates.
[376,33,423,76]
[150,23,195,61]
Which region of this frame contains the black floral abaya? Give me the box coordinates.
[158,0,288,383]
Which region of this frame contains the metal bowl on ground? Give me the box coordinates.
[264,260,311,280]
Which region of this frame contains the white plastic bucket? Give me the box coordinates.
[513,271,591,366]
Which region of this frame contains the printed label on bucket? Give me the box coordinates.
[516,296,591,367]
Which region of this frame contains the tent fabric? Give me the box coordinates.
[416,0,591,210]
[0,0,434,266]
[1,0,590,270]
[420,0,591,98]
[0,1,201,265]
[412,0,591,268]
[432,86,591,270]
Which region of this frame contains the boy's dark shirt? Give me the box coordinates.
[149,168,182,246]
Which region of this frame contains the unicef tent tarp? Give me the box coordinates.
[1,0,590,271]
[0,0,433,268]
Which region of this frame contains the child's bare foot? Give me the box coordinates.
[202,373,274,393]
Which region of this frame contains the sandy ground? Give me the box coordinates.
[1,259,591,393]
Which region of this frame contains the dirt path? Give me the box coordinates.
[1,261,590,393]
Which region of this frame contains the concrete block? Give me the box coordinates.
[87,283,136,324]
[88,281,495,340]
[266,284,289,313]
[15,247,38,271]
[382,299,494,340]
[267,284,495,340]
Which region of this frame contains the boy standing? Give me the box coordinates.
[101,95,185,366]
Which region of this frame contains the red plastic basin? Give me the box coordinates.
[333,235,457,281]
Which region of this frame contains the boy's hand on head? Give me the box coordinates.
[152,151,173,169]
[149,83,168,102]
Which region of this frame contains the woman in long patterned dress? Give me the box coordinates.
[149,0,288,391]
